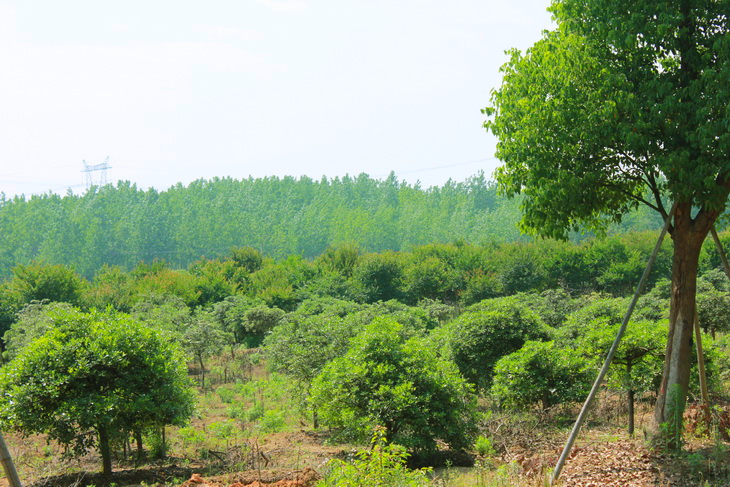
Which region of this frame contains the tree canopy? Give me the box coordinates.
[485,0,730,238]
[0,308,194,476]
[491,340,592,410]
[484,0,730,444]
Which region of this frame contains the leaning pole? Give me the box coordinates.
[550,202,677,485]
[711,227,730,280]
[0,432,21,487]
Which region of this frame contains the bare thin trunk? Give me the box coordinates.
[98,426,113,477]
[628,389,635,436]
[198,354,206,389]
[161,427,166,458]
[135,429,144,459]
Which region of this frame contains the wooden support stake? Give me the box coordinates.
[711,227,730,280]
[550,202,676,485]
[696,224,730,407]
[0,433,22,487]
[693,309,709,405]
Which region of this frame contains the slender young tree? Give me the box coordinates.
[484,0,730,444]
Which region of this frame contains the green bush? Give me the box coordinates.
[316,243,361,278]
[317,427,432,487]
[227,401,264,424]
[345,300,438,333]
[211,295,265,345]
[229,246,264,274]
[310,317,477,452]
[177,425,206,453]
[257,409,286,433]
[460,269,502,305]
[575,319,666,395]
[474,435,496,457]
[290,296,363,319]
[402,256,453,304]
[83,264,135,312]
[0,308,194,476]
[491,341,592,410]
[209,419,238,447]
[217,385,237,404]
[352,252,404,303]
[495,243,548,295]
[555,295,627,342]
[247,403,265,423]
[265,314,356,388]
[444,296,550,390]
[131,293,192,338]
[697,288,730,337]
[5,262,84,308]
[513,289,578,328]
[266,301,433,390]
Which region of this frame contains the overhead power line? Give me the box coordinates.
[375,157,498,179]
[0,163,79,180]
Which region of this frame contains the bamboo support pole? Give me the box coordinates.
[695,225,730,406]
[550,202,676,485]
[693,309,709,405]
[711,227,730,280]
[0,433,21,487]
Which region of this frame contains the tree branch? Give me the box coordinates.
[645,170,668,221]
[599,180,662,214]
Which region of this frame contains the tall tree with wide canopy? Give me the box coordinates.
[484,0,730,442]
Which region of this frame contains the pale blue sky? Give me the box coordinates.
[0,0,553,197]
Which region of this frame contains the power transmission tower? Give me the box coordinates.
[82,156,112,189]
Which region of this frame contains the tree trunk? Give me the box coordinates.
[653,205,707,448]
[626,361,634,435]
[161,426,166,458]
[198,354,206,389]
[135,428,144,460]
[98,426,113,477]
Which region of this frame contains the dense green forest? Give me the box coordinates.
[0,172,667,279]
[3,227,730,347]
[0,175,728,484]
[0,227,710,334]
[0,229,728,483]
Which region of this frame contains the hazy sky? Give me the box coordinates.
[0,0,554,198]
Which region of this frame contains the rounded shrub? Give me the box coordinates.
[310,317,477,452]
[491,340,592,410]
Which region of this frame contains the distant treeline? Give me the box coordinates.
[0,172,666,278]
